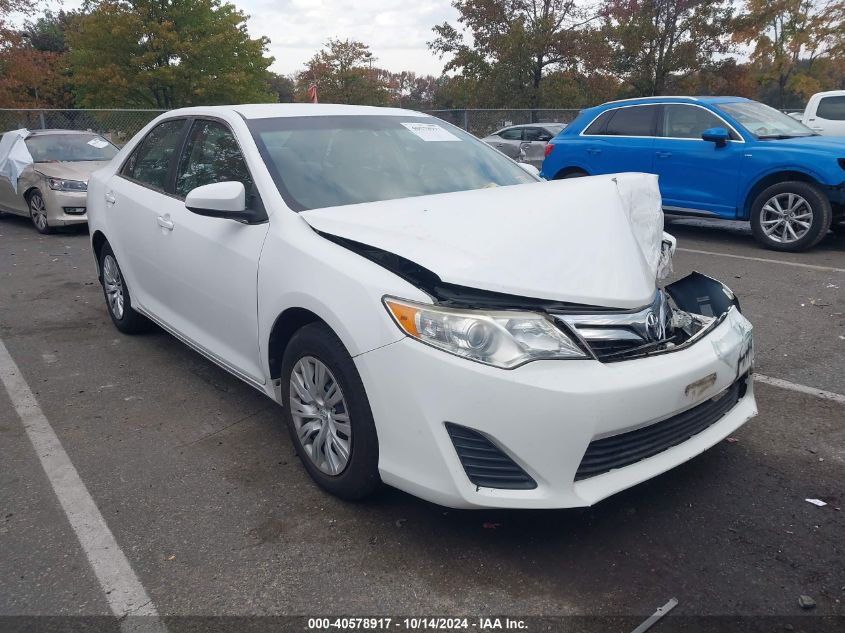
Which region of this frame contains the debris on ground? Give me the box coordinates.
[394,518,406,528]
[805,498,827,507]
[726,437,739,443]
[798,595,816,610]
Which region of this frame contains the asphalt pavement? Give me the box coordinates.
[0,213,843,632]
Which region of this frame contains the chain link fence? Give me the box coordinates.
[423,109,581,137]
[0,109,165,146]
[1,107,582,143]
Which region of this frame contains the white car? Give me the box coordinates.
[800,90,845,135]
[87,104,757,509]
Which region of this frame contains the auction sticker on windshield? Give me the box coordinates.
[401,122,460,142]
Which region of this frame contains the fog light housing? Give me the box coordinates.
[63,206,86,215]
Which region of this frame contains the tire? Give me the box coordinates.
[28,190,52,234]
[280,322,380,501]
[750,181,832,252]
[98,243,150,334]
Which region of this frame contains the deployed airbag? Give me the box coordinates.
[0,129,33,193]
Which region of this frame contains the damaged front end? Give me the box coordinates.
[555,271,742,363]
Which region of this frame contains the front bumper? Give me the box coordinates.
[355,308,756,509]
[44,189,87,226]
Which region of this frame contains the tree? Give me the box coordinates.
[601,0,734,96]
[429,0,601,108]
[0,2,72,107]
[67,0,275,108]
[297,39,389,105]
[733,0,845,107]
[270,74,296,102]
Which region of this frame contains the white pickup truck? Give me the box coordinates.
[800,90,845,135]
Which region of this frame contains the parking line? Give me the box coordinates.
[755,373,845,404]
[0,339,167,632]
[677,248,845,274]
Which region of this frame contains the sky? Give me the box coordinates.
[43,0,460,77]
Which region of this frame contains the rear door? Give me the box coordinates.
[806,95,845,136]
[490,127,523,159]
[579,105,658,175]
[520,127,552,168]
[652,104,742,217]
[105,118,190,313]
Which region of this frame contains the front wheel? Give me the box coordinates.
[28,190,52,234]
[750,181,832,252]
[99,243,150,334]
[280,322,380,501]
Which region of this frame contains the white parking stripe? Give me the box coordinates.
[755,373,845,404]
[0,339,167,632]
[677,248,845,274]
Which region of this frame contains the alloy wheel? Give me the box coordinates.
[29,194,48,232]
[102,254,125,320]
[759,192,813,244]
[289,356,351,476]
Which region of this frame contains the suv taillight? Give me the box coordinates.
[544,144,555,157]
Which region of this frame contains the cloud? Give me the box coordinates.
[240,0,458,75]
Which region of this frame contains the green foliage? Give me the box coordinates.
[67,0,275,108]
[601,0,735,96]
[297,39,389,105]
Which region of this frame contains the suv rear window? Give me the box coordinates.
[604,106,657,136]
[816,96,845,120]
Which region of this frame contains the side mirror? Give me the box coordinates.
[517,162,540,178]
[185,181,259,223]
[701,127,730,147]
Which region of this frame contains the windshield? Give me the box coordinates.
[718,101,816,139]
[248,115,536,211]
[25,133,119,162]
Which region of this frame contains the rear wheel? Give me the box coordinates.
[28,190,51,234]
[280,322,380,501]
[750,181,832,252]
[99,243,150,334]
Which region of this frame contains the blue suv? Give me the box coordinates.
[541,96,845,251]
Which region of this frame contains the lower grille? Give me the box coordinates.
[575,377,747,481]
[445,423,536,490]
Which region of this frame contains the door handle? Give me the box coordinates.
[495,143,504,147]
[104,192,116,205]
[656,151,672,158]
[586,148,602,155]
[156,214,174,231]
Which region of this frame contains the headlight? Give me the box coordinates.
[47,177,87,192]
[383,297,587,368]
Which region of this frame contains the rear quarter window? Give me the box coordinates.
[816,96,845,120]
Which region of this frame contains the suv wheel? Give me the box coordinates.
[750,181,832,252]
[28,190,52,234]
[281,322,380,500]
[99,243,150,333]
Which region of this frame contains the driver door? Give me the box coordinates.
[156,119,270,383]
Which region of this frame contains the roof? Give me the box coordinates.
[601,96,749,107]
[165,103,432,120]
[23,129,98,137]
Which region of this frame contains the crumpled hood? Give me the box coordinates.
[301,173,665,309]
[34,161,109,181]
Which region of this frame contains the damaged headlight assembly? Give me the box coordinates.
[383,297,587,368]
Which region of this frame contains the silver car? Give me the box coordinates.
[0,129,118,234]
[481,123,566,168]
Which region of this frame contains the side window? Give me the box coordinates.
[583,110,615,135]
[662,104,729,139]
[523,128,543,142]
[175,120,254,202]
[121,120,186,191]
[816,96,845,120]
[604,106,657,136]
[499,128,523,140]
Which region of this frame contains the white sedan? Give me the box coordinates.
[87,104,756,509]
